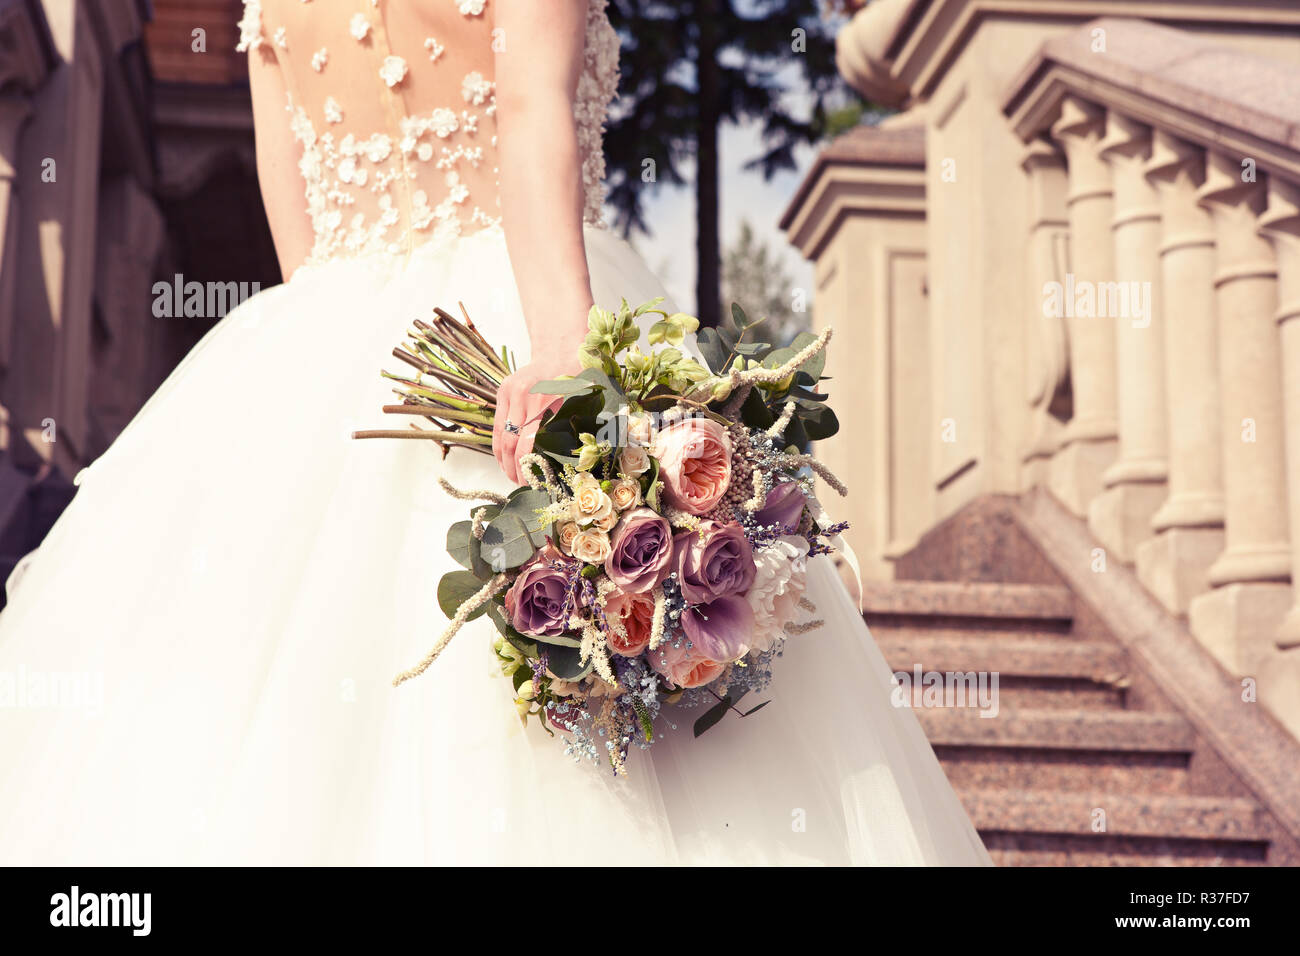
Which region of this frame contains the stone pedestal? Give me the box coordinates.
[1189,582,1293,675]
[1136,528,1224,616]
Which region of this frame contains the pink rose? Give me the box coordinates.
[649,640,726,690]
[604,507,673,593]
[503,544,573,638]
[603,588,655,657]
[673,520,756,604]
[652,417,732,515]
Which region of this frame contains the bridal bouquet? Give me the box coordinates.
[356,299,849,774]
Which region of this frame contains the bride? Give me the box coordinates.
[0,0,989,866]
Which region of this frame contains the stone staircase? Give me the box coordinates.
[863,494,1300,866]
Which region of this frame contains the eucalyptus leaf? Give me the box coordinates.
[437,571,493,623]
[692,690,742,738]
[696,327,728,374]
[529,378,599,397]
[532,431,579,464]
[788,330,826,380]
[480,513,539,571]
[799,404,840,442]
[446,521,475,571]
[543,644,590,681]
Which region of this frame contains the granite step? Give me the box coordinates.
[935,746,1191,793]
[963,790,1271,865]
[880,635,1129,710]
[879,635,1127,680]
[916,708,1194,752]
[861,580,1074,621]
[982,834,1268,867]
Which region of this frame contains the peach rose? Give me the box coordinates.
[603,588,656,657]
[570,476,614,528]
[652,417,732,515]
[649,639,726,689]
[571,528,612,564]
[555,520,581,554]
[609,477,641,511]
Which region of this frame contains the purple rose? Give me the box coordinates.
[753,480,806,531]
[673,520,756,605]
[504,545,572,638]
[604,508,673,594]
[682,595,755,661]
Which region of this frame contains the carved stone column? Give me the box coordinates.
[1255,175,1300,737]
[1048,97,1118,516]
[1020,137,1070,489]
[1135,132,1225,614]
[1188,152,1292,676]
[1088,112,1167,563]
[1259,178,1300,651]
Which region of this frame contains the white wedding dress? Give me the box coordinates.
[0,0,989,866]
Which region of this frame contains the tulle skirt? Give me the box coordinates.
[0,226,990,865]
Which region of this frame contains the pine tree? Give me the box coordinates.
[721,220,808,346]
[603,0,856,328]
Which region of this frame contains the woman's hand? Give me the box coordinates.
[493,336,585,483]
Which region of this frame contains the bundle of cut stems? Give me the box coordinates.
[352,304,511,456]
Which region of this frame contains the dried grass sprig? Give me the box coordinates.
[393,573,509,687]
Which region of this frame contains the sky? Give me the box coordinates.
[615,121,818,317]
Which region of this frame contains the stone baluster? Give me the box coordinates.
[1188,151,1292,675]
[1088,112,1167,563]
[1020,137,1071,489]
[1047,97,1118,516]
[1259,177,1300,654]
[1135,132,1225,613]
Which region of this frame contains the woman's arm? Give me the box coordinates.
[491,0,595,482]
[247,44,315,280]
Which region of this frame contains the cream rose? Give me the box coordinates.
[570,478,614,528]
[609,477,641,511]
[618,444,651,478]
[555,520,581,554]
[571,528,612,564]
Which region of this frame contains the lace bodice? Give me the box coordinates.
[237,0,619,266]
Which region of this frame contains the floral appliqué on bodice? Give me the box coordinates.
[237,0,619,266]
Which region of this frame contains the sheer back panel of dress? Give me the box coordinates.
[238,0,617,267]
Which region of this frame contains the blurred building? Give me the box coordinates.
[786,0,1300,864]
[0,0,276,587]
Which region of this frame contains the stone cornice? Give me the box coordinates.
[1004,18,1300,186]
[781,124,926,260]
[839,0,1300,105]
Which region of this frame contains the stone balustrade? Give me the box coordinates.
[1002,17,1300,728]
[786,7,1300,737]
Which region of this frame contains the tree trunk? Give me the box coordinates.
[695,0,722,329]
